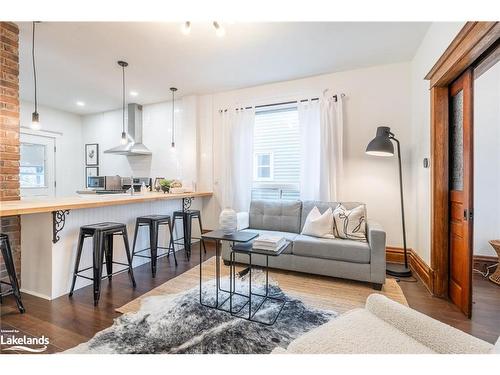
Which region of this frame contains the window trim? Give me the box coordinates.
[253,151,274,181]
[20,142,48,189]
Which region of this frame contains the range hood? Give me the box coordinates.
[104,103,152,156]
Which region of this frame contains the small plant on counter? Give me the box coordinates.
[159,179,173,193]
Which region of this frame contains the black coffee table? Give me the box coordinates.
[229,240,291,325]
[199,230,258,310]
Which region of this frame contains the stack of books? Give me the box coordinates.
[253,235,286,252]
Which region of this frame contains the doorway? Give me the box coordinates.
[427,22,499,316]
[446,44,500,319]
[470,54,500,326]
[19,133,56,198]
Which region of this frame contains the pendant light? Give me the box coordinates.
[118,60,129,145]
[170,87,177,148]
[31,21,40,130]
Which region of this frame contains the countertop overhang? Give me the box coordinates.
[0,191,213,217]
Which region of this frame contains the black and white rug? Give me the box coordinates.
[65,272,336,354]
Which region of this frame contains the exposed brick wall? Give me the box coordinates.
[0,22,21,281]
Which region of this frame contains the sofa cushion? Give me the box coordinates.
[243,229,299,254]
[292,234,370,263]
[273,308,436,354]
[301,201,365,231]
[333,204,367,242]
[249,200,302,233]
[301,206,335,239]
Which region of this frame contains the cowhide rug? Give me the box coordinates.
[65,271,336,354]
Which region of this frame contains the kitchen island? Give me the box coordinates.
[0,191,212,300]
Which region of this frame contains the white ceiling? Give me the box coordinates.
[17,22,430,115]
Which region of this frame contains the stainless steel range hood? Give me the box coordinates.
[104,103,152,156]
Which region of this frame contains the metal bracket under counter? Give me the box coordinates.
[52,210,70,243]
[49,196,195,244]
[182,197,193,211]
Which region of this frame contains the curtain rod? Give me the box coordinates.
[219,93,346,113]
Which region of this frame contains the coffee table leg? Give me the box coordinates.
[249,252,252,320]
[216,239,220,307]
[266,255,269,297]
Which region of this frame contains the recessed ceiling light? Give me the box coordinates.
[181,21,191,35]
[76,101,85,107]
[213,21,225,38]
[130,91,138,97]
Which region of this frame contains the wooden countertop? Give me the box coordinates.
[0,191,213,216]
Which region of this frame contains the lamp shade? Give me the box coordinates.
[366,126,394,156]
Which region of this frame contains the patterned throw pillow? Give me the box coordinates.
[333,204,367,242]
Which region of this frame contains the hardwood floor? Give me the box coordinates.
[397,272,500,344]
[1,242,499,353]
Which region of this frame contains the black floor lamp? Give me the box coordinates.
[366,126,412,278]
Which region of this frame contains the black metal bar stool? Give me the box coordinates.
[172,210,206,260]
[0,233,25,313]
[131,214,177,277]
[69,222,136,306]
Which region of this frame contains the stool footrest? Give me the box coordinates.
[0,289,14,297]
[73,266,131,281]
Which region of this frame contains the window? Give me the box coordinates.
[254,152,273,180]
[252,105,300,200]
[20,143,47,188]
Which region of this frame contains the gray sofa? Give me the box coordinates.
[221,200,386,289]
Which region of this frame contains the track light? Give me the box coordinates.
[181,21,191,35]
[213,21,225,37]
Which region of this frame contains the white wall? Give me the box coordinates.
[197,62,414,247]
[473,61,500,257]
[81,97,198,185]
[409,22,465,264]
[20,101,84,197]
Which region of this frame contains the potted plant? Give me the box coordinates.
[159,179,173,193]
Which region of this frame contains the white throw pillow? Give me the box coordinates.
[333,204,367,242]
[301,206,335,239]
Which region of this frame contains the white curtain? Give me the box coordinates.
[319,93,344,201]
[298,100,321,200]
[231,109,255,212]
[298,93,344,202]
[218,108,255,212]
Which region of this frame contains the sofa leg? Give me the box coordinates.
[372,283,383,291]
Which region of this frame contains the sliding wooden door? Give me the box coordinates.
[448,69,474,317]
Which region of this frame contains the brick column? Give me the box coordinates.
[0,22,21,281]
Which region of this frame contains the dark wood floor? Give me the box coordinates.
[1,243,499,353]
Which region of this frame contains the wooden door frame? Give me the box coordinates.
[426,22,500,297]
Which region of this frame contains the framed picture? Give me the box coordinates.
[85,143,99,166]
[85,167,99,188]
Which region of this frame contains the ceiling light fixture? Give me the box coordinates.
[213,21,225,37]
[76,101,85,107]
[118,60,129,145]
[129,91,138,97]
[31,21,40,130]
[170,87,177,148]
[181,21,191,35]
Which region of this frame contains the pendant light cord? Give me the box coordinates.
[171,89,175,145]
[122,64,125,134]
[32,21,38,113]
